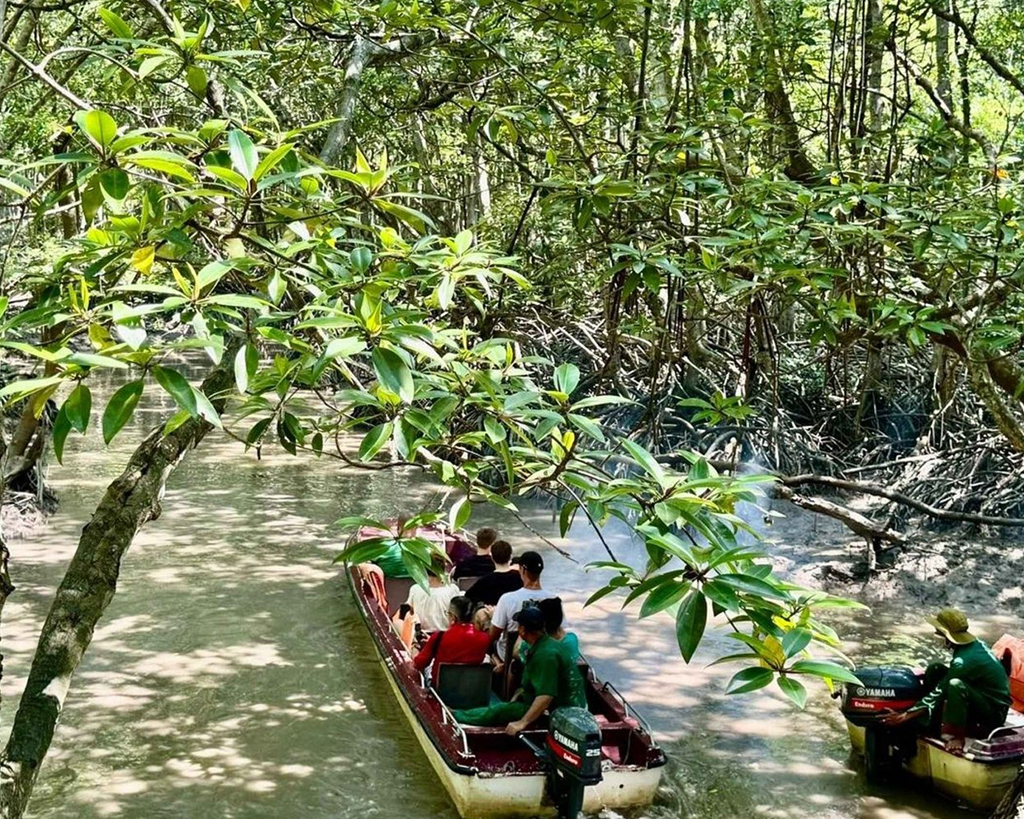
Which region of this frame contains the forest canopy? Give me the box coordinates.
[3,0,1024,815]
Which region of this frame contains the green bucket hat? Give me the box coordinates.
[927,608,976,645]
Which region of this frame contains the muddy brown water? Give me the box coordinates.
[2,384,1021,818]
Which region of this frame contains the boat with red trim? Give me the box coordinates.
[343,525,666,818]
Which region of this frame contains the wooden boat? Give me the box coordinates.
[343,526,667,818]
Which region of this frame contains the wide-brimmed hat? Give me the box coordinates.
[927,608,976,645]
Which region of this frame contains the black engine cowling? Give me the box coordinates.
[840,666,923,727]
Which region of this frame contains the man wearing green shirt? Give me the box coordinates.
[882,608,1011,753]
[453,604,586,732]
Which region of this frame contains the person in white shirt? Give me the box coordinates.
[405,571,460,634]
[489,550,558,661]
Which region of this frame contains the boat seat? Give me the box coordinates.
[436,663,492,710]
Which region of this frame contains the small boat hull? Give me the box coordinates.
[847,720,1022,810]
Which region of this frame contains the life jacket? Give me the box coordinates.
[992,634,1024,713]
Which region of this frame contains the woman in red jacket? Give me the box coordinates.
[414,596,491,685]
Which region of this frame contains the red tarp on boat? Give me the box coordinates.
[992,634,1024,713]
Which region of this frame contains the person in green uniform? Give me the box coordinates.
[882,608,1011,753]
[453,604,586,733]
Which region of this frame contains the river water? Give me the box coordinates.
[2,384,1021,818]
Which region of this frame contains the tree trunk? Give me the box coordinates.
[319,33,433,166]
[935,0,952,109]
[319,36,376,166]
[748,0,817,180]
[0,356,235,819]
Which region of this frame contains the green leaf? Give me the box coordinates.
[186,65,208,97]
[675,589,707,663]
[64,383,92,434]
[66,352,129,369]
[571,395,635,409]
[52,405,72,464]
[639,579,691,618]
[98,168,129,202]
[234,345,250,393]
[0,375,64,402]
[777,676,808,709]
[372,346,414,403]
[245,416,272,448]
[102,380,143,443]
[267,270,286,304]
[253,143,292,181]
[453,229,473,254]
[191,387,222,427]
[75,110,118,149]
[227,129,258,180]
[553,362,580,396]
[483,415,506,444]
[196,258,237,290]
[558,500,578,537]
[620,438,665,483]
[126,156,196,183]
[350,246,372,273]
[782,628,812,658]
[98,7,134,38]
[323,336,366,360]
[152,365,197,416]
[358,421,393,461]
[788,660,862,685]
[568,413,605,442]
[715,572,789,600]
[449,496,472,530]
[138,55,173,79]
[163,408,192,436]
[725,667,774,695]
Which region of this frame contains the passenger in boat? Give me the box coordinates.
[519,597,579,663]
[413,596,491,685]
[465,539,523,607]
[405,563,461,634]
[453,527,498,580]
[453,604,586,731]
[881,608,1011,753]
[489,550,558,661]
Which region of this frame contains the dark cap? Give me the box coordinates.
[513,550,544,575]
[512,604,545,631]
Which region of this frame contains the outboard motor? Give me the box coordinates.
[519,707,602,819]
[839,666,923,781]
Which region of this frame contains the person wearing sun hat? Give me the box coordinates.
[882,608,1011,753]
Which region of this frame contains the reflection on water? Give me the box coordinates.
[1,383,1020,818]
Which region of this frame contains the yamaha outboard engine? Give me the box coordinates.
[519,707,602,819]
[840,666,923,781]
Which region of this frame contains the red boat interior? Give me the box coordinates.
[351,529,665,776]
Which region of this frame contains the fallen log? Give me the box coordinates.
[773,485,907,545]
[773,485,905,572]
[779,473,1024,528]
